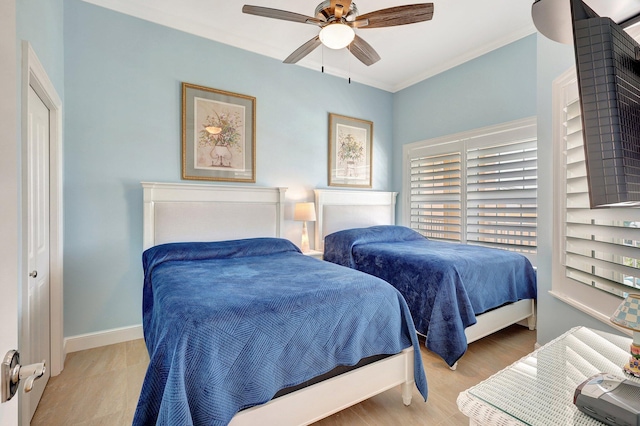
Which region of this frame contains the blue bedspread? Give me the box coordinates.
[134,238,427,425]
[324,226,537,367]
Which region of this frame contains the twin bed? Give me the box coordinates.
[135,182,537,425]
[135,182,427,426]
[314,189,537,368]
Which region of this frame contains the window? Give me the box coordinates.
[558,78,640,298]
[403,118,537,264]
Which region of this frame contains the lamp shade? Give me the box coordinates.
[319,23,355,49]
[611,294,640,332]
[294,202,316,222]
[611,294,640,377]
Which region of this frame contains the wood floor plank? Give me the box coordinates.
[32,324,536,425]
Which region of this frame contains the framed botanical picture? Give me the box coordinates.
[182,82,256,182]
[328,113,373,188]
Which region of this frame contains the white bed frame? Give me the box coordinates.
[314,188,536,366]
[141,182,417,425]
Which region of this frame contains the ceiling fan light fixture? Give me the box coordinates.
[319,23,355,49]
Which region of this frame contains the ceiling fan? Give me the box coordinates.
[242,1,434,66]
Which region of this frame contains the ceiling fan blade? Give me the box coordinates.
[242,5,324,26]
[354,3,434,29]
[283,36,322,64]
[349,35,381,66]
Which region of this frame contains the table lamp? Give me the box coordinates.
[610,293,640,378]
[294,202,316,253]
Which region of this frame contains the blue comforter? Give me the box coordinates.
[324,226,537,367]
[134,238,427,425]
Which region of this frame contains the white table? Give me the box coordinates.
[457,326,640,425]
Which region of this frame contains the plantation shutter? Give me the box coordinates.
[410,151,462,242]
[562,97,640,296]
[466,139,537,253]
[406,118,537,262]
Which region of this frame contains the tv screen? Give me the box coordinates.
[571,0,640,208]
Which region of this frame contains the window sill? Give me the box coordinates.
[548,289,631,338]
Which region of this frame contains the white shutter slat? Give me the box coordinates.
[467,168,538,183]
[411,152,461,164]
[566,238,640,264]
[566,99,581,118]
[410,168,461,178]
[567,222,640,243]
[468,232,537,245]
[412,218,461,225]
[469,226,536,235]
[566,192,591,208]
[567,207,640,223]
[467,139,537,158]
[566,131,584,150]
[467,182,537,192]
[410,193,461,202]
[411,179,461,188]
[467,206,537,215]
[566,163,587,179]
[468,240,537,252]
[566,176,589,194]
[566,252,639,283]
[467,189,537,201]
[566,270,635,297]
[467,215,537,225]
[566,114,583,135]
[566,145,586,164]
[467,156,537,170]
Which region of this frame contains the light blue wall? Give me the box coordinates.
[63,0,393,337]
[17,0,65,95]
[391,35,537,223]
[534,34,616,345]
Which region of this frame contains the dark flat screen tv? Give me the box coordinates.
[570,0,640,208]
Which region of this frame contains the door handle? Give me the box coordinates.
[29,270,37,278]
[1,350,46,403]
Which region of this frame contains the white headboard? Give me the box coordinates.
[142,182,286,250]
[314,189,398,251]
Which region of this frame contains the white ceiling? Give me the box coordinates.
[81,0,640,92]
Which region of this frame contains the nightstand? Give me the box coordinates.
[302,249,323,260]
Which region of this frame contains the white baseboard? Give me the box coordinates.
[64,324,144,354]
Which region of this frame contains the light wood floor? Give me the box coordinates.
[31,324,537,425]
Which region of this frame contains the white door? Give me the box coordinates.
[24,85,51,421]
[0,0,19,424]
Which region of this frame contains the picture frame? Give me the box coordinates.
[182,82,256,182]
[328,113,373,188]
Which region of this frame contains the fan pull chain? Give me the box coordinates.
[348,44,351,84]
[321,45,324,73]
